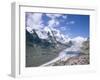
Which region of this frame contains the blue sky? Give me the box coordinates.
[26,12,89,38]
[66,14,89,38]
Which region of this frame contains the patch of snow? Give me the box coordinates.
[26,26,33,33]
[36,30,48,39]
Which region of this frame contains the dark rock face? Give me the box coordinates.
[26,30,67,67]
[26,30,56,48]
[26,30,41,45]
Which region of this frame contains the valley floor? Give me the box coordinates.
[40,54,89,66]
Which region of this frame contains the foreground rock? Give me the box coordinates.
[52,54,89,66]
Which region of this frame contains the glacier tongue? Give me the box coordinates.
[59,36,87,59]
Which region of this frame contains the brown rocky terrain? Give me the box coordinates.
[52,54,89,66]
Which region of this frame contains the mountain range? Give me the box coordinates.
[26,26,88,67]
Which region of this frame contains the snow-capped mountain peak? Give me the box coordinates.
[26,26,70,44]
[26,26,87,46]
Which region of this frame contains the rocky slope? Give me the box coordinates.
[51,54,89,66]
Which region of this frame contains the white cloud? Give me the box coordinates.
[60,27,66,31]
[26,13,62,30]
[62,15,67,19]
[55,21,60,25]
[46,14,63,29]
[66,21,75,25]
[26,13,71,41]
[46,14,62,19]
[48,19,55,27]
[26,13,44,30]
[66,22,69,25]
[48,19,60,28]
[70,21,75,24]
